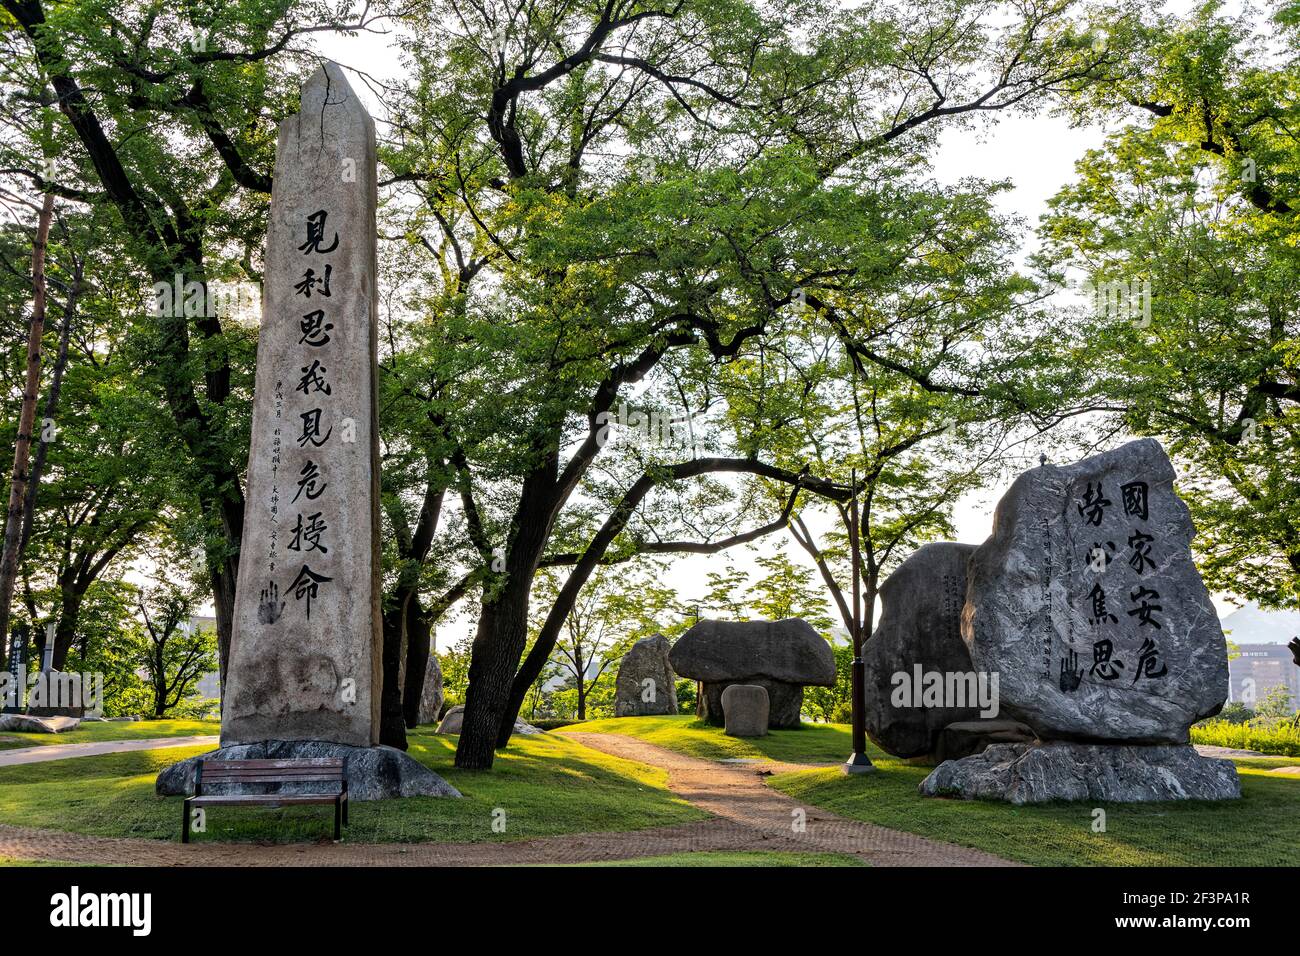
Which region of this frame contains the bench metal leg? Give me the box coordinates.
[182,798,192,844]
[334,797,342,841]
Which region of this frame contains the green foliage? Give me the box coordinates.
[675,678,697,716]
[437,636,474,706]
[804,643,854,723]
[1042,2,1300,608]
[1255,684,1297,720]
[1213,701,1255,725]
[1190,718,1300,757]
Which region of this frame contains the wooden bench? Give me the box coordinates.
[182,757,348,843]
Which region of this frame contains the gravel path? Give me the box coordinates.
[0,736,218,767]
[560,733,1017,867]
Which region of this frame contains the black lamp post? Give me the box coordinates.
[843,469,874,774]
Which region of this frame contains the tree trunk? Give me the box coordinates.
[0,192,53,671]
[379,599,409,750]
[455,583,533,769]
[19,260,77,554]
[51,585,84,671]
[402,592,432,729]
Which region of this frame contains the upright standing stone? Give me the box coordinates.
[863,542,981,758]
[614,634,678,716]
[417,651,444,726]
[222,63,382,748]
[963,438,1229,743]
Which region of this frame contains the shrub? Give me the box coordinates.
[1191,718,1300,757]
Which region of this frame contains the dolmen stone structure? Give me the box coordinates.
[918,438,1238,803]
[614,634,678,716]
[669,618,834,729]
[721,684,768,737]
[157,63,456,802]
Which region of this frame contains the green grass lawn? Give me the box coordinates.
[0,728,704,845]
[0,719,219,751]
[770,758,1300,866]
[570,851,866,867]
[568,714,861,764]
[571,715,1300,866]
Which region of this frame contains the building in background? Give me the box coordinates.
[1228,645,1299,708]
[1220,601,1299,708]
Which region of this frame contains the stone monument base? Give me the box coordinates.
[155,740,462,801]
[919,741,1240,804]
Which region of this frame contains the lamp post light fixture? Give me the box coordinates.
[844,468,875,775]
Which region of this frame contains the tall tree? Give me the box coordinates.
[1042,1,1300,607]
[0,188,50,664]
[0,0,379,676]
[380,0,1118,768]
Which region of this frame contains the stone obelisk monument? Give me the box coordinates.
[156,64,458,800]
[221,62,383,748]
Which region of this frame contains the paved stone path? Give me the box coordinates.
[0,736,218,767]
[0,733,1014,866]
[1194,744,1266,758]
[561,733,1016,867]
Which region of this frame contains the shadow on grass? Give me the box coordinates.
[0,729,705,846]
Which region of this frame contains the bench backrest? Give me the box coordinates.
[195,757,346,795]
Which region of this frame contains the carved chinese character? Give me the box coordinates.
[1077,482,1112,526]
[1127,530,1155,574]
[294,264,332,298]
[1132,636,1168,682]
[288,511,329,554]
[294,460,328,503]
[1086,582,1117,625]
[298,408,333,448]
[298,210,339,255]
[299,309,334,347]
[297,359,332,396]
[1121,480,1149,521]
[1089,638,1125,680]
[288,563,334,619]
[1127,586,1163,629]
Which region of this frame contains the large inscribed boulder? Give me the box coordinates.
[614,634,678,716]
[721,684,769,737]
[417,653,444,726]
[963,438,1229,744]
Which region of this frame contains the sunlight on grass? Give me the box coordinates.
[0,729,704,845]
[567,851,867,867]
[0,719,219,751]
[566,714,872,764]
[769,756,1300,867]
